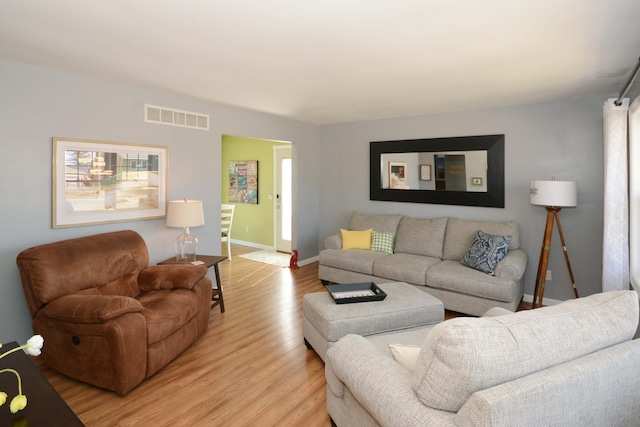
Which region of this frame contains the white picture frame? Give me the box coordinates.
[52,138,168,228]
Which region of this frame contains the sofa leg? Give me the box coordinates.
[321,280,330,286]
[304,338,313,350]
[330,417,337,427]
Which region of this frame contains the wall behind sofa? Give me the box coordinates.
[318,97,605,304]
[0,59,319,343]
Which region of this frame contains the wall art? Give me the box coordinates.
[52,138,168,228]
[229,160,258,204]
[389,161,408,189]
[420,164,432,181]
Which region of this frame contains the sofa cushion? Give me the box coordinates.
[412,290,639,412]
[341,228,372,250]
[443,218,519,261]
[371,231,395,254]
[394,217,448,258]
[373,253,441,286]
[349,211,403,234]
[460,230,511,275]
[426,260,516,302]
[319,249,390,275]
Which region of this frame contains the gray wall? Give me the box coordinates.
[319,97,605,303]
[0,59,319,343]
[0,57,612,343]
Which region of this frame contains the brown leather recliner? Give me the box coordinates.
[16,230,212,395]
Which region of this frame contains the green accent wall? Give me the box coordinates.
[221,135,289,247]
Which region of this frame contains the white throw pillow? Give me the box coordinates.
[482,307,513,317]
[389,344,421,372]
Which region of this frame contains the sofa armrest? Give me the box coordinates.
[39,294,143,323]
[138,265,208,291]
[492,249,527,281]
[328,334,450,426]
[324,233,342,250]
[454,339,640,427]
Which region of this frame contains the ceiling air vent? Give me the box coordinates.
[145,104,210,131]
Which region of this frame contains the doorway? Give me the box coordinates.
[275,146,292,253]
[221,135,293,252]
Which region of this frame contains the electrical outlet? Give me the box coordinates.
[545,270,552,281]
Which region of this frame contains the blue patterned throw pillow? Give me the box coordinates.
[461,230,511,275]
[371,231,395,254]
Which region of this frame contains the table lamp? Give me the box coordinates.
[530,178,579,308]
[166,199,205,261]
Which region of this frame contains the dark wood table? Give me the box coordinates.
[0,341,84,426]
[157,255,227,312]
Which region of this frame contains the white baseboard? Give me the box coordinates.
[298,255,318,267]
[230,239,274,251]
[522,293,563,306]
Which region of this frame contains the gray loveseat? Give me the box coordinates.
[326,290,640,426]
[319,211,527,316]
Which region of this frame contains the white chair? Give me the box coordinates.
[221,204,235,260]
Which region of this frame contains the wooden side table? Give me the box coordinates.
[157,255,227,313]
[0,341,84,425]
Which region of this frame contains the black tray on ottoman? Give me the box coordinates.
[326,282,387,304]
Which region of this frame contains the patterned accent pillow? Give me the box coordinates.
[371,231,395,254]
[460,230,511,275]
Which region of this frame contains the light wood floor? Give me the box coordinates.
[34,244,531,426]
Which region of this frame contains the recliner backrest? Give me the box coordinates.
[16,230,149,316]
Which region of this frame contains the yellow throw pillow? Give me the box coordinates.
[340,228,372,250]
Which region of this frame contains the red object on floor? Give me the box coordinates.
[289,250,299,269]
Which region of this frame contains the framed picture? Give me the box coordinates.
[420,164,432,181]
[52,138,168,228]
[229,160,258,204]
[389,161,408,189]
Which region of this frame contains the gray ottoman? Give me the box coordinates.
[303,281,443,361]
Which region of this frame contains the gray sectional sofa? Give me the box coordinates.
[319,211,528,316]
[325,290,640,426]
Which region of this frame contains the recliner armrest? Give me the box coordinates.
[138,265,208,291]
[39,294,143,323]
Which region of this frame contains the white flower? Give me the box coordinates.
[24,335,44,357]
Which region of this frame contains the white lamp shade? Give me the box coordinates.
[530,180,577,207]
[166,199,205,228]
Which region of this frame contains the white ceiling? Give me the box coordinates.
[1,0,640,124]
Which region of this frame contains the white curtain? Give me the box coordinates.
[602,98,630,292]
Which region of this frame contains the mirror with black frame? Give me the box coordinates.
[370,134,505,208]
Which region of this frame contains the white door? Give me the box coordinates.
[275,146,292,253]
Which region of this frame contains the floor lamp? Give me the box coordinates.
[530,179,579,308]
